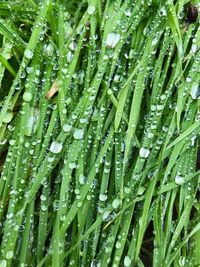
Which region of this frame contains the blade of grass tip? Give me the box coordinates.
[123,32,157,169]
[36,182,50,264]
[193,224,200,266]
[0,54,16,77]
[114,63,140,131]
[0,18,26,50]
[0,0,49,127]
[164,221,200,267]
[166,121,200,150]
[167,1,183,56]
[160,170,200,194]
[19,201,34,265]
[57,5,65,126]
[60,128,114,236]
[165,197,193,258]
[134,176,158,261]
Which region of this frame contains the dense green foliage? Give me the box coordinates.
[0,0,200,266]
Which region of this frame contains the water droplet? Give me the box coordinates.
[3,111,13,123]
[112,199,121,209]
[147,132,154,139]
[179,256,185,266]
[186,77,192,83]
[160,6,167,16]
[50,141,63,154]
[124,256,132,267]
[99,193,107,202]
[6,251,13,260]
[69,162,76,169]
[102,210,111,221]
[152,37,159,46]
[190,82,200,99]
[124,9,131,17]
[40,195,47,201]
[0,260,7,267]
[23,92,32,102]
[175,175,185,185]
[73,128,84,139]
[87,5,96,15]
[79,174,86,185]
[9,139,16,146]
[106,33,121,48]
[115,241,122,249]
[139,147,150,158]
[63,124,72,132]
[24,49,33,59]
[45,43,54,57]
[67,51,73,63]
[41,205,48,211]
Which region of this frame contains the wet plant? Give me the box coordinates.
[0,0,200,266]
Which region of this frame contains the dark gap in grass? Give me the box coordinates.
[195,146,200,171]
[0,69,15,100]
[140,220,154,267]
[189,205,197,221]
[172,198,178,221]
[195,188,200,200]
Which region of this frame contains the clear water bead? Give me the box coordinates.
[106,33,121,48]
[190,82,200,99]
[63,124,72,132]
[0,260,7,267]
[6,250,14,260]
[3,112,13,123]
[175,175,184,185]
[112,199,121,209]
[99,193,107,202]
[50,141,63,154]
[73,128,84,139]
[139,147,150,158]
[23,92,32,102]
[124,256,132,266]
[87,5,96,15]
[24,49,33,59]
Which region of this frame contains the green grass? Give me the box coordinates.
[0,0,200,266]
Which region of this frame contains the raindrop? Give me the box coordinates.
[63,123,72,132]
[3,111,13,124]
[160,6,167,16]
[23,92,32,102]
[0,260,7,267]
[124,256,132,267]
[139,147,150,158]
[24,49,33,59]
[50,141,63,154]
[175,175,185,185]
[124,9,131,17]
[102,210,111,221]
[40,195,47,201]
[79,174,86,185]
[69,162,76,169]
[73,128,84,139]
[190,82,200,99]
[45,43,54,57]
[152,37,159,46]
[41,205,48,211]
[112,199,121,209]
[106,33,121,48]
[99,193,107,202]
[179,256,185,266]
[67,51,73,63]
[87,5,96,15]
[6,251,13,260]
